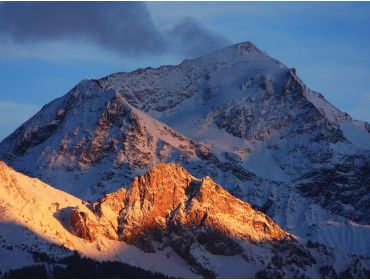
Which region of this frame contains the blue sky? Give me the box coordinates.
[0,1,369,141]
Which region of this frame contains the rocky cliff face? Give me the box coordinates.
[72,164,289,247]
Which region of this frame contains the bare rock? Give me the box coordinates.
[70,207,99,242]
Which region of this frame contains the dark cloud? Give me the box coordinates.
[0,2,230,58]
[0,2,165,55]
[166,17,231,57]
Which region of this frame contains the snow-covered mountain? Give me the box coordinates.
[0,41,370,262]
[1,161,370,278]
[97,42,370,224]
[0,78,255,202]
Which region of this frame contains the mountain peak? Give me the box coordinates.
[75,163,289,246]
[176,40,276,73]
[204,40,263,58]
[232,40,262,53]
[131,163,196,190]
[139,162,192,179]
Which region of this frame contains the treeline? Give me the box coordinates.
[2,265,47,279]
[2,252,171,279]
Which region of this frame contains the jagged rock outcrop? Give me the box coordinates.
[71,163,292,275]
[79,164,289,247]
[92,188,126,240]
[119,164,288,247]
[70,207,99,242]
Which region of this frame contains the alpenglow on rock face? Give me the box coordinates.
[72,164,289,248]
[0,41,370,258]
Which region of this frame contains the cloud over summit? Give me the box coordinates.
[0,2,230,58]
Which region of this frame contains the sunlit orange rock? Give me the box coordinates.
[117,164,289,252]
[93,188,127,240]
[70,207,99,242]
[71,163,290,256]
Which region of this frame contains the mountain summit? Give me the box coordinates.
[0,41,370,259]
